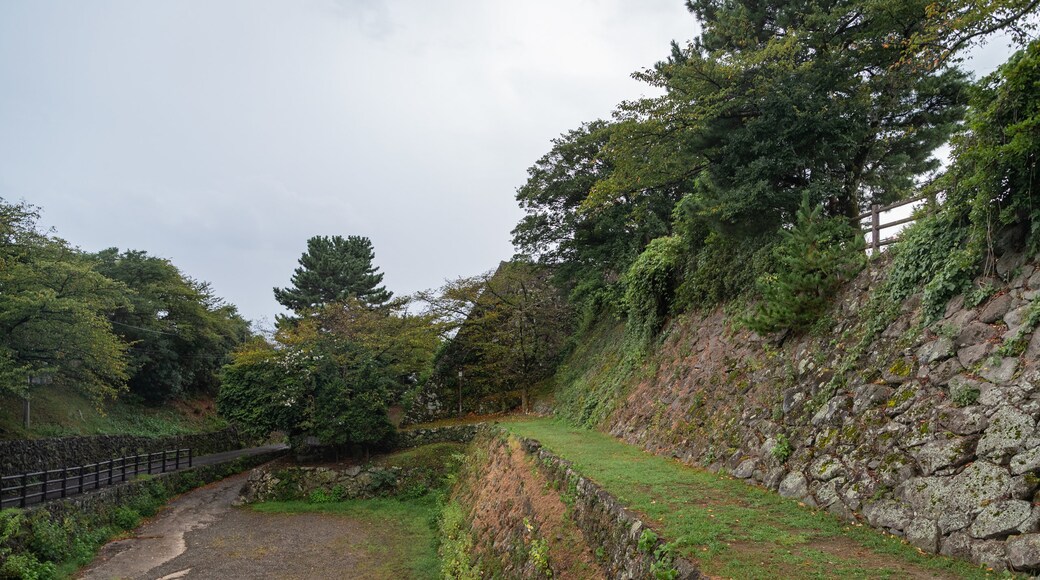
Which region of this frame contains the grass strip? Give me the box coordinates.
[504,418,1006,579]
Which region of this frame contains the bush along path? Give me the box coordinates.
[503,418,1008,579]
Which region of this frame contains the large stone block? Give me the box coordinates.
[977,407,1036,461]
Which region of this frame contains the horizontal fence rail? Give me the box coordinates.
[860,193,935,252]
[0,448,192,509]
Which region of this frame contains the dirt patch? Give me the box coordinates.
[79,471,434,579]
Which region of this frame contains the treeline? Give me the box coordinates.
[512,0,1040,338]
[218,237,570,451]
[0,199,251,408]
[216,0,1040,451]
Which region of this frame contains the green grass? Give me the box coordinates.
[253,495,441,579]
[373,442,466,470]
[0,386,226,440]
[504,418,1006,579]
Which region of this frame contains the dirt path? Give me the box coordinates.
[78,471,401,580]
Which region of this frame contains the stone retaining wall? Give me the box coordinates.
[240,430,477,503]
[0,426,252,476]
[240,463,414,503]
[600,250,1040,573]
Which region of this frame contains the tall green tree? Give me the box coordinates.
[219,296,438,449]
[274,235,392,316]
[592,0,973,231]
[512,122,681,316]
[421,262,573,413]
[0,200,129,404]
[93,248,251,403]
[744,195,866,333]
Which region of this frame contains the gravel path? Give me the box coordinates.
[78,471,389,579]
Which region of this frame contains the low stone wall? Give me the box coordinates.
[396,423,483,449]
[242,436,472,503]
[0,426,252,476]
[456,429,698,579]
[515,436,700,580]
[240,464,409,503]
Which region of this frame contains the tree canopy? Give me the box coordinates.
[222,235,436,448]
[0,201,128,402]
[274,235,392,316]
[93,248,251,403]
[0,198,251,410]
[420,261,573,412]
[511,0,1038,335]
[218,297,439,449]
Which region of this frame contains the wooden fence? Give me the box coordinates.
[860,193,934,252]
[0,448,192,509]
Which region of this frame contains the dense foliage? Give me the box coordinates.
[420,262,573,412]
[512,0,1038,338]
[744,197,866,333]
[0,199,248,409]
[0,201,128,403]
[221,238,438,449]
[93,248,250,403]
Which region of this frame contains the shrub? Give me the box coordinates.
[112,507,140,531]
[951,385,981,407]
[744,195,865,334]
[438,501,480,580]
[772,434,793,463]
[528,537,551,578]
[623,236,685,343]
[638,529,658,553]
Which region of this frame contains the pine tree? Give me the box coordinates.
[274,235,392,314]
[746,196,866,333]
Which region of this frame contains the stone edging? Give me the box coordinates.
[509,431,700,579]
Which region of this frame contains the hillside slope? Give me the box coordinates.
[554,246,1040,573]
[0,387,226,440]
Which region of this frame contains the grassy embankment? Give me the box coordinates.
[0,386,226,440]
[505,418,1007,580]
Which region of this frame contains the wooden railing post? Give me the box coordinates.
[871,204,880,253]
[175,448,181,470]
[189,448,193,468]
[20,473,28,507]
[61,467,68,498]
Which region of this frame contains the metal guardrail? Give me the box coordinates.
[0,448,192,508]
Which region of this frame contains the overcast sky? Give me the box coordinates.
[0,1,1019,325]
